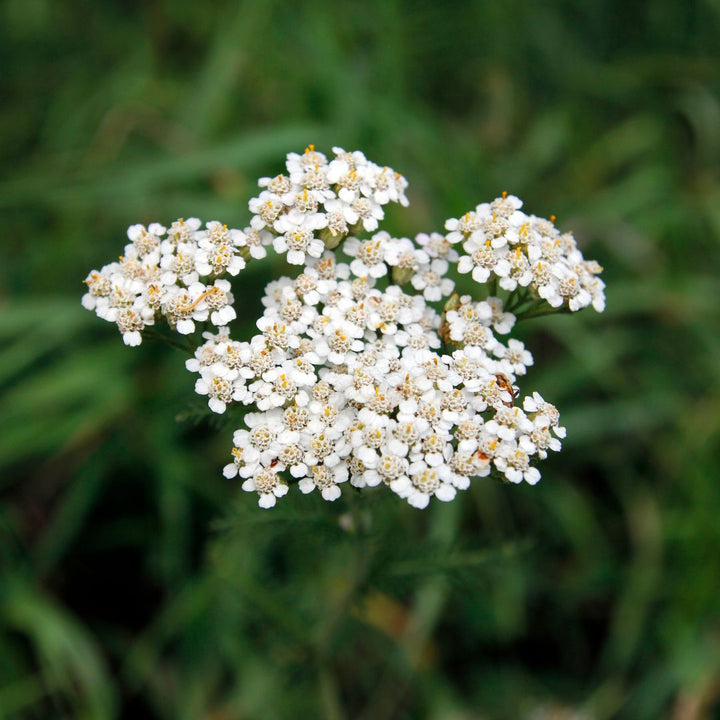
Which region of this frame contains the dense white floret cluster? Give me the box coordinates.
[448,194,605,313]
[187,250,564,508]
[82,219,245,345]
[249,145,408,263]
[82,146,605,509]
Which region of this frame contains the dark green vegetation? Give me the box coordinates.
[1,1,719,718]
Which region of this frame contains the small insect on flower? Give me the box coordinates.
[495,373,520,407]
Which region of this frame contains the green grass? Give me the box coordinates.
[1,1,720,718]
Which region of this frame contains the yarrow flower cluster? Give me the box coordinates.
[82,219,245,345]
[447,195,605,312]
[82,145,605,509]
[248,145,408,264]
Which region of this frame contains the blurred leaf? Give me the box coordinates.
[1,580,117,719]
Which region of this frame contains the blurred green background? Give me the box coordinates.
[1,1,719,718]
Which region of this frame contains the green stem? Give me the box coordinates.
[516,303,572,321]
[505,287,530,312]
[487,276,498,298]
[143,328,195,355]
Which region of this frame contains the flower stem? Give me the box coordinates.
[516,303,572,321]
[143,327,195,355]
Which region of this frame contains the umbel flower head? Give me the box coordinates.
[82,145,604,509]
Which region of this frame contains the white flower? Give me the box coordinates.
[324,197,359,227]
[160,242,200,287]
[386,416,428,458]
[499,247,533,291]
[411,258,455,301]
[127,223,165,260]
[484,297,516,335]
[494,442,541,485]
[532,260,563,307]
[298,463,348,501]
[488,192,525,221]
[415,232,459,262]
[457,236,511,284]
[195,222,246,277]
[194,369,248,414]
[395,323,441,360]
[445,211,481,245]
[233,226,272,260]
[248,190,286,231]
[286,144,328,183]
[116,309,145,346]
[273,217,325,265]
[242,466,289,508]
[162,282,214,334]
[164,218,201,250]
[344,234,389,279]
[82,269,112,311]
[384,236,427,271]
[495,338,534,376]
[276,189,328,232]
[350,196,384,232]
[203,279,236,326]
[523,392,566,438]
[309,319,364,366]
[553,264,593,312]
[391,460,457,508]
